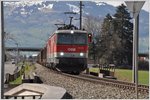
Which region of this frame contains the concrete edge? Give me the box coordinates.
[4,83,67,99]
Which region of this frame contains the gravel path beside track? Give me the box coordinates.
[34,63,149,99]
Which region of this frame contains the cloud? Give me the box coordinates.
[95,0,149,12]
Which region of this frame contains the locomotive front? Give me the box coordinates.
[56,30,89,73]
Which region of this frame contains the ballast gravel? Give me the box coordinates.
[34,63,149,99]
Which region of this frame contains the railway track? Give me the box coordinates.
[60,72,149,93]
[38,64,149,94]
[35,63,149,99]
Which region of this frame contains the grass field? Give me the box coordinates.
[9,76,22,84]
[89,68,149,85]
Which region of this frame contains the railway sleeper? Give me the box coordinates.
[53,70,149,94]
[138,87,149,93]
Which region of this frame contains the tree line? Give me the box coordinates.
[83,4,133,67]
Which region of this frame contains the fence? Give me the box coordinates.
[4,94,42,99]
[5,65,25,83]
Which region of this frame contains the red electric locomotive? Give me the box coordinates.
[44,29,91,73]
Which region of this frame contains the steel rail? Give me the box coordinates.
[37,63,149,93]
[60,73,149,93]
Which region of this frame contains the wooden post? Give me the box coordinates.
[86,68,89,74]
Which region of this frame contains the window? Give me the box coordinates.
[57,33,87,45]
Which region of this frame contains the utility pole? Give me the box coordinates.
[134,14,139,99]
[93,41,96,64]
[15,43,19,65]
[1,1,5,99]
[79,1,84,30]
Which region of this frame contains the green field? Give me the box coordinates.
[9,76,22,84]
[89,68,149,85]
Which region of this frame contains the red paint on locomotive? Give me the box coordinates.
[55,45,88,53]
[38,30,91,73]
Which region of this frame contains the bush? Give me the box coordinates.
[117,65,132,69]
[138,60,149,70]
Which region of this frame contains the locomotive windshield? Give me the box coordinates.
[57,33,87,45]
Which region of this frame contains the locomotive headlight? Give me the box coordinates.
[80,53,84,56]
[60,52,64,56]
[71,30,74,34]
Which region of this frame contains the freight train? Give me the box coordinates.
[37,26,92,74]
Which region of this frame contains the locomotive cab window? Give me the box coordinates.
[57,33,87,45]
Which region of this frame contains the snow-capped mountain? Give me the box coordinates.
[4,1,149,53]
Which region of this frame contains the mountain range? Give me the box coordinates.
[3,1,149,53]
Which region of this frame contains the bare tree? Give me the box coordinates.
[83,15,103,63]
[83,16,103,35]
[4,32,15,41]
[4,32,18,60]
